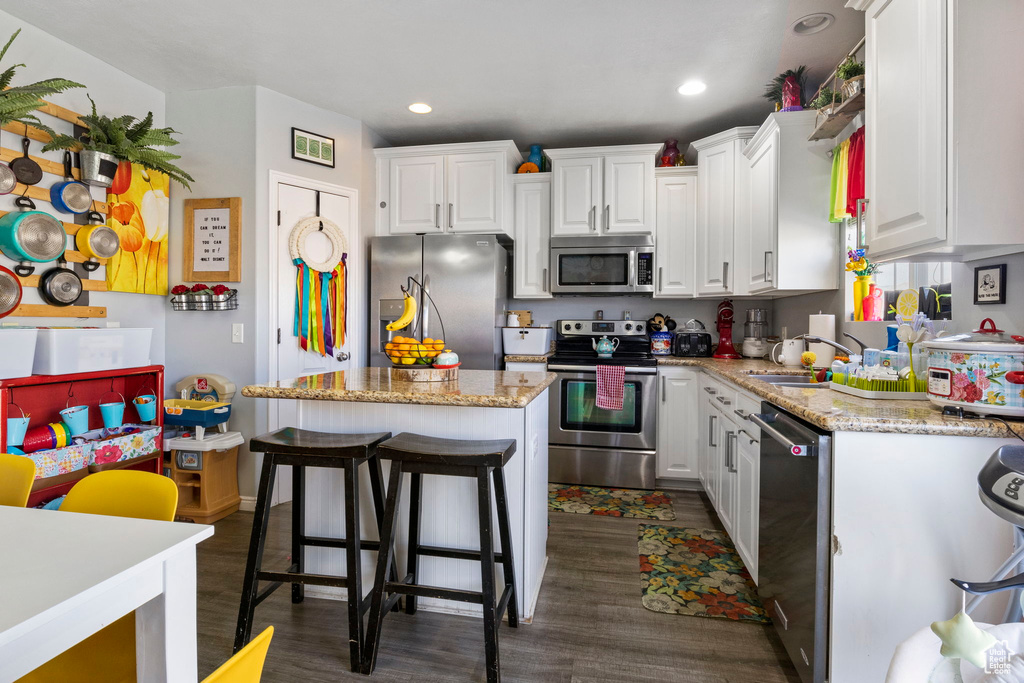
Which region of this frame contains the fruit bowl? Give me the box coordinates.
[382,336,447,367]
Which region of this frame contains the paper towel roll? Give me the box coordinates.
[808,313,836,367]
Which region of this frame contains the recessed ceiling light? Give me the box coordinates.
[408,103,432,114]
[791,13,834,35]
[677,80,707,96]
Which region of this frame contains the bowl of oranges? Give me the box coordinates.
[383,336,447,366]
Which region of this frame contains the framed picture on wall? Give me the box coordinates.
[291,127,335,167]
[183,197,242,282]
[974,264,1006,305]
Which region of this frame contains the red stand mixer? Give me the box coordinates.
[713,299,741,359]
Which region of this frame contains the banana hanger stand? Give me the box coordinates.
[290,191,347,356]
[386,276,447,344]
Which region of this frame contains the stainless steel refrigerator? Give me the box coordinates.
[369,234,508,370]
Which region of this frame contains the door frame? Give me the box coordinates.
[264,170,362,436]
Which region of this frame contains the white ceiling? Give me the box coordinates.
[5,0,863,148]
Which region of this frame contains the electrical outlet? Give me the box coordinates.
[232,323,244,344]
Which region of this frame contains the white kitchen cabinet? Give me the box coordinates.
[376,141,522,238]
[741,112,838,295]
[715,409,739,534]
[656,367,699,480]
[505,361,547,373]
[733,423,759,583]
[546,145,661,237]
[653,169,697,298]
[850,0,1024,260]
[550,156,602,236]
[698,376,722,504]
[511,174,552,298]
[389,155,445,234]
[688,128,758,296]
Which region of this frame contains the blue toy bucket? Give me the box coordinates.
[134,394,157,422]
[6,403,29,446]
[99,392,125,429]
[60,405,89,436]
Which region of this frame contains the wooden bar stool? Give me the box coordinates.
[361,432,519,683]
[234,427,398,673]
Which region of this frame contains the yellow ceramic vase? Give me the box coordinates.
[853,275,872,322]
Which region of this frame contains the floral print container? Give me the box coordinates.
[921,319,1024,417]
[84,424,162,472]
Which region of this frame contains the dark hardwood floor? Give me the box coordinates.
[196,489,799,682]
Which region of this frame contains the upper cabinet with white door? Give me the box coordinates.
[510,173,552,299]
[849,0,1024,260]
[688,127,758,296]
[653,167,697,298]
[375,141,522,238]
[741,112,838,295]
[546,145,661,237]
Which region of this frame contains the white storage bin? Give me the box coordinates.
[0,328,39,379]
[501,327,553,356]
[32,328,153,375]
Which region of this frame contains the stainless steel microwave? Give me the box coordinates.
[548,235,654,294]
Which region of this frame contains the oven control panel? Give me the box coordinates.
[557,320,647,336]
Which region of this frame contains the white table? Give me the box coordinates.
[0,507,214,683]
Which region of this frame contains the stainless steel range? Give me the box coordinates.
[548,319,657,489]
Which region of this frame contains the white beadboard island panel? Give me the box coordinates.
[295,391,549,621]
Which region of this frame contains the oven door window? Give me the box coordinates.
[558,253,629,286]
[561,379,641,432]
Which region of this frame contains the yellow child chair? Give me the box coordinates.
[0,453,35,507]
[17,470,179,683]
[203,626,274,683]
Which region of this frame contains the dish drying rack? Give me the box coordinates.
[829,373,929,400]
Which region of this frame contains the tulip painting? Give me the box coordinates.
[105,162,170,294]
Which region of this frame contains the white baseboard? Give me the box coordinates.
[238,496,256,512]
[525,555,548,623]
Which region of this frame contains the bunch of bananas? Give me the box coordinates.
[386,290,417,331]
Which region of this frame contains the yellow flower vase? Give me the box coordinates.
[853,275,872,322]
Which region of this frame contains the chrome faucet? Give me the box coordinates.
[793,334,855,358]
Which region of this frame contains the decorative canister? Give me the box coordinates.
[650,331,674,356]
[528,144,543,170]
[919,319,1024,418]
[662,139,680,165]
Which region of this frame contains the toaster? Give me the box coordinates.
[673,331,713,357]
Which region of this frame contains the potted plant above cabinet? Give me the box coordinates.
[740,111,839,296]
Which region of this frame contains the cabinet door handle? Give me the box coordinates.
[604,204,610,231]
[738,428,757,444]
[856,198,869,249]
[661,376,666,402]
[708,414,717,447]
[449,202,453,229]
[733,408,748,420]
[658,266,663,292]
[765,251,773,285]
[716,395,731,406]
[727,432,738,473]
[435,203,440,229]
[703,386,717,395]
[542,268,548,293]
[722,261,729,289]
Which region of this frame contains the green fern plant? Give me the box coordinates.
[0,29,83,128]
[837,57,865,81]
[763,66,808,107]
[809,87,843,110]
[41,95,193,189]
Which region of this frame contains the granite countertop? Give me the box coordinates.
[242,367,557,409]
[504,352,553,363]
[657,357,1021,439]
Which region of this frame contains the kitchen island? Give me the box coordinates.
[242,368,555,621]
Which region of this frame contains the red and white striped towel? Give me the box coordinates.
[595,364,625,411]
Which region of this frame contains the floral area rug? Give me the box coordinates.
[638,524,770,624]
[548,483,676,520]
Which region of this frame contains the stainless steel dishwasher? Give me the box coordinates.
[748,403,832,683]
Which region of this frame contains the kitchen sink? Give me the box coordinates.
[749,374,829,389]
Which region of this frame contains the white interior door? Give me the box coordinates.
[271,181,356,504]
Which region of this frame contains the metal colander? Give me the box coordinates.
[61,183,93,213]
[0,267,20,316]
[85,225,120,258]
[17,214,67,261]
[45,269,82,304]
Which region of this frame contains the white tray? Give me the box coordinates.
[829,382,929,401]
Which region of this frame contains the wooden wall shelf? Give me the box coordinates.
[5,183,108,214]
[0,146,83,180]
[18,274,107,292]
[808,92,865,142]
[10,303,106,318]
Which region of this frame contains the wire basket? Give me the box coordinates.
[170,292,238,311]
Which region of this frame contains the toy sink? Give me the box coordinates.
[163,399,232,429]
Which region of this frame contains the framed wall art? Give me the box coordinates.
[292,127,335,167]
[183,197,242,282]
[974,263,1006,305]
